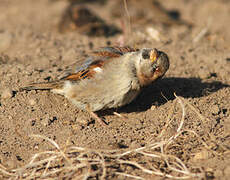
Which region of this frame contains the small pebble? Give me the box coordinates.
[34,145,39,150]
[1,88,13,99]
[198,69,209,79]
[193,149,210,161]
[41,116,50,126]
[212,104,220,115]
[29,99,37,106]
[76,117,88,125]
[146,27,161,42]
[150,105,157,111]
[71,124,81,131]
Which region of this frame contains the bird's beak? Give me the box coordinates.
[150,48,159,63]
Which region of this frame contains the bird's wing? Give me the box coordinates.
[62,46,138,82]
[19,46,138,91]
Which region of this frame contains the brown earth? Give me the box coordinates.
[0,0,230,179]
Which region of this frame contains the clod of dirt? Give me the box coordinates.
[41,116,50,126]
[1,88,13,99]
[198,69,210,79]
[193,149,211,161]
[150,105,157,111]
[211,104,220,115]
[29,99,37,106]
[76,117,88,125]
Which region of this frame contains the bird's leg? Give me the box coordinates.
[90,111,107,126]
[113,112,127,119]
[86,105,107,126]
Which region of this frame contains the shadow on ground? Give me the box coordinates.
[118,77,230,113]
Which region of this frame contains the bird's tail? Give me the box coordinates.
[19,81,64,91]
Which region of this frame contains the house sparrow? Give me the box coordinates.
[20,47,169,124]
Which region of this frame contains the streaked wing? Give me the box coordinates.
[62,46,138,82]
[62,59,105,81]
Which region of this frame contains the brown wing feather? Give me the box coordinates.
[64,46,137,81]
[20,46,138,91]
[113,46,139,53]
[64,60,105,81]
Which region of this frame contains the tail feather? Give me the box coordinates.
[19,81,64,91]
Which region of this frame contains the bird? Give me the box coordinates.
[20,47,169,125]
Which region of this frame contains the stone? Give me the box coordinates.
[211,104,220,115]
[29,99,37,106]
[193,149,211,161]
[1,88,13,99]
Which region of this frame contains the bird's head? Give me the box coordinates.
[135,48,169,86]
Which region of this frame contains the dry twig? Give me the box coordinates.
[0,95,206,179]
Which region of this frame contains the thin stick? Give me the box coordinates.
[123,0,131,39]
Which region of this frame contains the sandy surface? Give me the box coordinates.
[0,0,230,179]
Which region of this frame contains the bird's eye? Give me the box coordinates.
[142,50,150,59]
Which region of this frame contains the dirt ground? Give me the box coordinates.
[0,0,230,179]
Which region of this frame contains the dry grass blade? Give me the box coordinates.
[123,0,131,37]
[30,134,72,164]
[0,95,206,179]
[158,99,176,138]
[0,167,17,177]
[115,172,145,180]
